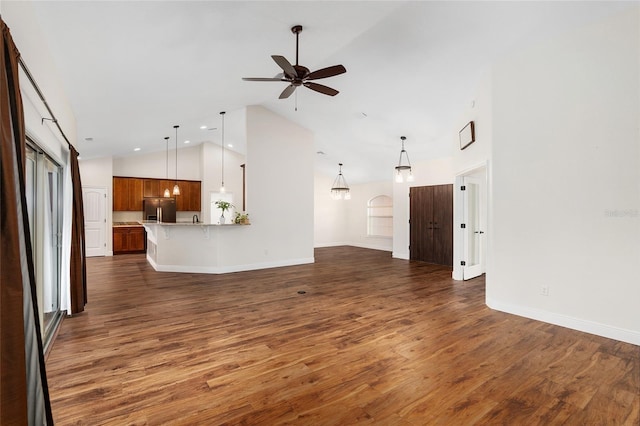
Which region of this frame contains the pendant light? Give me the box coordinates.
[331,163,351,200]
[219,111,226,193]
[395,136,414,183]
[163,136,171,197]
[173,125,180,195]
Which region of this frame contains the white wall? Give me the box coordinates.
[200,141,245,226]
[3,2,77,151]
[113,144,201,180]
[346,180,393,252]
[489,8,640,345]
[451,72,493,280]
[392,158,454,259]
[314,174,393,251]
[314,172,349,247]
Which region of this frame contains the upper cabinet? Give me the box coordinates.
[114,176,201,212]
[113,177,143,211]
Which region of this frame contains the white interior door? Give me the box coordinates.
[83,187,107,257]
[462,176,486,280]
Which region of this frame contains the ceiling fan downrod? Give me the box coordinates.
[292,25,302,66]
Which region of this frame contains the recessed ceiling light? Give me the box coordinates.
[134,147,141,151]
[200,125,207,129]
[184,140,190,144]
[227,144,233,148]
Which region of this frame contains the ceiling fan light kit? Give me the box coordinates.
[242,25,346,100]
[395,136,414,183]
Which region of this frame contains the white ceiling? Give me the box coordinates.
[27,1,630,183]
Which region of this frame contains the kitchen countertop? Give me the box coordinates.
[141,221,248,226]
[113,221,143,227]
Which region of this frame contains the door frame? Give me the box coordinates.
[453,162,489,281]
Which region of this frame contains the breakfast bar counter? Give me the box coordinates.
[142,222,254,274]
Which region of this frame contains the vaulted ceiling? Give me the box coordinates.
[26,1,628,182]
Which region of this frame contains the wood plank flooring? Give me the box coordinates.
[46,247,639,425]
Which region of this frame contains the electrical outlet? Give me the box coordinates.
[541,285,550,296]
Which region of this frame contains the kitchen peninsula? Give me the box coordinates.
[143,221,264,274]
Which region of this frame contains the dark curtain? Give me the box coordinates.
[69,145,86,313]
[1,19,54,425]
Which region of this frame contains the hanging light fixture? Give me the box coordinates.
[173,125,180,195]
[163,136,171,197]
[395,136,414,183]
[331,163,351,200]
[219,111,226,193]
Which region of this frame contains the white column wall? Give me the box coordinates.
[230,105,314,266]
[489,8,640,344]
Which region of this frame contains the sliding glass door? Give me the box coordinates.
[25,141,63,349]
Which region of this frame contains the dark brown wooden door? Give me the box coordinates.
[410,186,432,263]
[410,184,453,266]
[432,185,453,266]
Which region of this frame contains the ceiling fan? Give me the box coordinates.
[242,25,346,100]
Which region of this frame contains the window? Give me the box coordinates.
[367,195,392,237]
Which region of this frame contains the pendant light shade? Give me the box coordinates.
[395,136,414,183]
[163,136,171,197]
[173,125,180,195]
[219,111,226,193]
[331,163,351,200]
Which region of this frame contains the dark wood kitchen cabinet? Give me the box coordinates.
[409,184,453,266]
[114,176,201,211]
[113,226,146,254]
[113,177,143,211]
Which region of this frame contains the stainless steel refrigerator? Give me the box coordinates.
[143,198,176,223]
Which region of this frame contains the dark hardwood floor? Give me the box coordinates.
[46,247,639,425]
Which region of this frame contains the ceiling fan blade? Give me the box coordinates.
[304,82,339,97]
[305,64,347,81]
[242,77,285,82]
[271,55,296,78]
[279,84,297,99]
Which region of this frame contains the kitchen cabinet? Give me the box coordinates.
[114,177,201,212]
[175,180,189,211]
[175,180,201,212]
[113,177,143,211]
[409,184,453,266]
[143,179,160,197]
[188,181,201,211]
[113,226,146,254]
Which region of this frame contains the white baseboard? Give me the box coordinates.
[147,257,315,275]
[347,242,392,252]
[487,297,640,346]
[314,242,350,248]
[392,251,409,260]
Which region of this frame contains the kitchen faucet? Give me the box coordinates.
[192,214,199,224]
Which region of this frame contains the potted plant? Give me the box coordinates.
[214,200,234,224]
[234,212,250,225]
